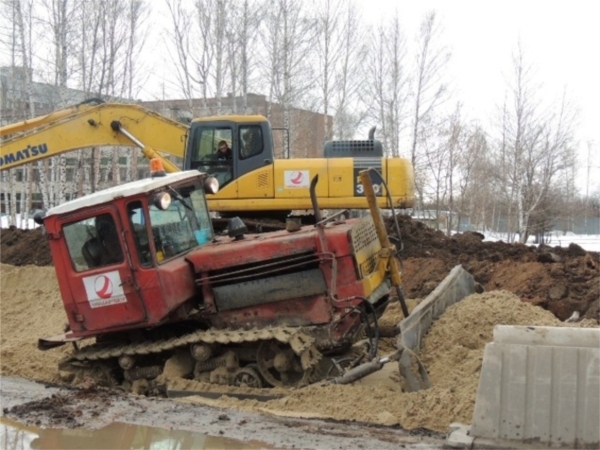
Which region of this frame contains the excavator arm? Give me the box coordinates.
[0,100,187,172]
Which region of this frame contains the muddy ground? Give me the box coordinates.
[0,376,444,449]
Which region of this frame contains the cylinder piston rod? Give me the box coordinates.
[110,120,180,173]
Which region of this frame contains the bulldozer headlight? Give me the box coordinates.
[153,192,172,210]
[203,176,219,194]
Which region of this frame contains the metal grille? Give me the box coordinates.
[349,217,381,278]
[324,140,383,158]
[257,172,269,188]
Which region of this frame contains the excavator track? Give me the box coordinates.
[61,326,323,381]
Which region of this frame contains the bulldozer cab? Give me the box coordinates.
[186,116,274,188]
[42,171,217,336]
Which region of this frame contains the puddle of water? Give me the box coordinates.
[0,417,274,450]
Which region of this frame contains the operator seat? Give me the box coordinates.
[82,238,103,268]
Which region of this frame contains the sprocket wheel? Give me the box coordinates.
[256,340,312,388]
[233,366,263,389]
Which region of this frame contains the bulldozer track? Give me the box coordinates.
[64,326,322,370]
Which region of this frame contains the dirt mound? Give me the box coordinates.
[1,227,52,266]
[388,216,599,321]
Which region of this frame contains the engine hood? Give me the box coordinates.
[185,220,356,273]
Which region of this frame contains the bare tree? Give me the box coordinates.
[314,0,343,141]
[164,0,198,106]
[121,0,149,99]
[422,124,449,230]
[260,0,317,157]
[494,44,578,242]
[331,1,367,140]
[1,0,40,223]
[165,0,237,115]
[410,11,450,209]
[365,12,408,156]
[455,123,488,231]
[40,0,78,206]
[226,0,263,113]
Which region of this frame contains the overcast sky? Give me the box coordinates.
[360,0,599,189]
[144,0,598,191]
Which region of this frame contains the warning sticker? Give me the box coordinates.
[82,270,127,309]
[284,170,310,189]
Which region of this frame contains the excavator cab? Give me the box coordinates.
[185,116,274,188]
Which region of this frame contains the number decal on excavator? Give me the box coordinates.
[354,169,383,196]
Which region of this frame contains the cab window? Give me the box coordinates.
[193,127,233,186]
[240,125,263,159]
[149,186,214,263]
[64,214,124,272]
[127,201,152,267]
[194,127,233,160]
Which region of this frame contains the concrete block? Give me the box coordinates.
[446,423,474,448]
[470,326,600,449]
[494,325,600,348]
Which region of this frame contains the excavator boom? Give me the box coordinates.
[0,100,187,171]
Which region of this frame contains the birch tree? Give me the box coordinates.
[41,0,78,205]
[314,0,343,140]
[365,13,408,156]
[226,0,263,113]
[331,1,367,139]
[495,45,577,242]
[410,11,450,208]
[261,0,317,157]
[455,124,488,231]
[1,0,39,223]
[164,0,198,106]
[165,0,234,115]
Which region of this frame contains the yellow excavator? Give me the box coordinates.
[1,99,414,216]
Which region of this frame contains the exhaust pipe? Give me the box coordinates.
[309,175,322,223]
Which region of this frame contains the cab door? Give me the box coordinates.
[60,207,147,332]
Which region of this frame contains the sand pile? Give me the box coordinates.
[0,264,71,383]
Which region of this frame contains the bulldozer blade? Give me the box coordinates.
[397,347,431,392]
[397,265,477,353]
[166,389,284,402]
[395,265,477,392]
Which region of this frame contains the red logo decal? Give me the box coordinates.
[94,276,113,299]
[291,171,304,185]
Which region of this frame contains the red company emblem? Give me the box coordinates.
[290,171,304,185]
[94,275,113,299]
